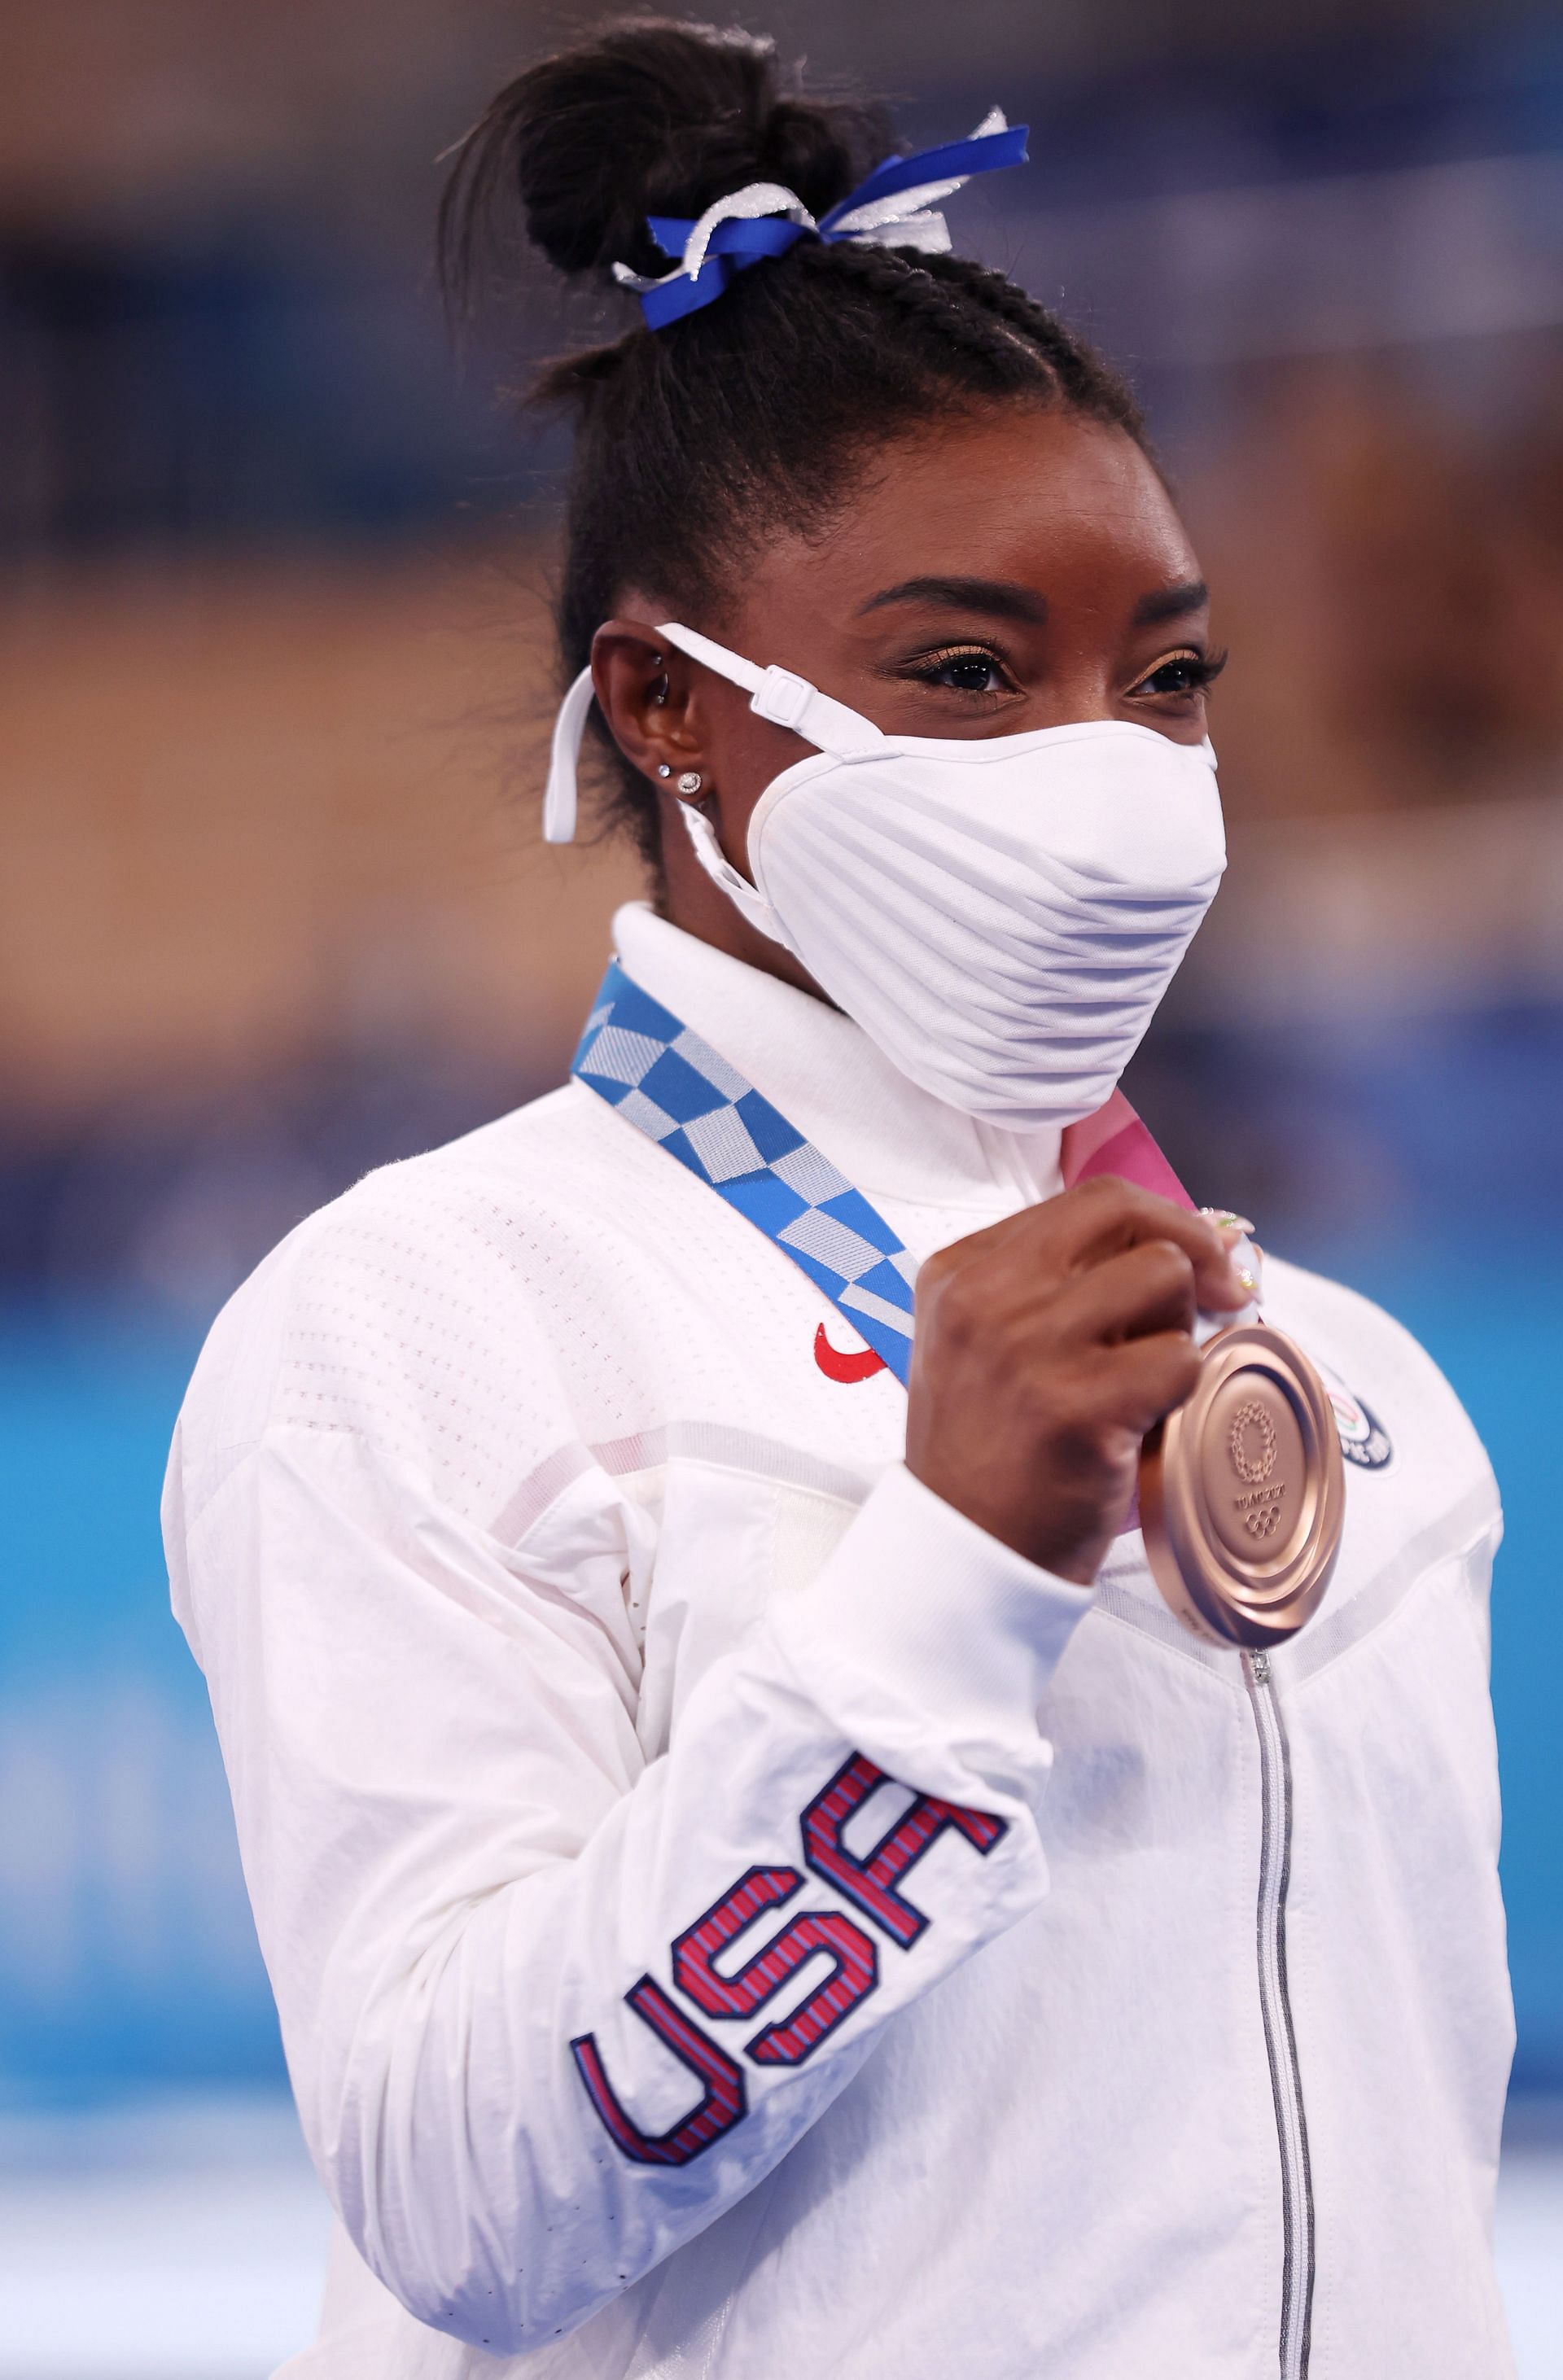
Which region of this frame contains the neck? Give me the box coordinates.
[610,901,1066,1226]
[656,796,829,1001]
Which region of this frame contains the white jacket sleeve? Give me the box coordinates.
[164,1183,1092,2359]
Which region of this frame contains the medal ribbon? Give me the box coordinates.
[1059,1087,1197,1213]
[571,963,1201,1388]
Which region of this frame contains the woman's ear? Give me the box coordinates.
[591,619,703,788]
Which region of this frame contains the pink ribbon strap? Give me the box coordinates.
[1061,1091,1204,1537]
[1060,1089,1197,1212]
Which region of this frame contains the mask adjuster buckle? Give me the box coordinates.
[751,666,886,760]
[540,622,895,851]
[653,623,885,760]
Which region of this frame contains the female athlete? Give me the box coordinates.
[164,22,1513,2378]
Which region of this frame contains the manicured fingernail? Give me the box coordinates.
[1202,1206,1256,1236]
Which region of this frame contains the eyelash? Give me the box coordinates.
[903,642,1229,701]
[904,644,1016,696]
[1133,647,1228,698]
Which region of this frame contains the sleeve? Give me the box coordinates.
[164,1179,1093,2359]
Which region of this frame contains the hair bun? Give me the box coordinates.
[444,18,893,293]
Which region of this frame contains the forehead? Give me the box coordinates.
[763,407,1197,608]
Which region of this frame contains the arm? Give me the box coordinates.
[165,1205,1090,2357]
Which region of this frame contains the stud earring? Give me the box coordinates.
[676,770,703,795]
[656,763,672,778]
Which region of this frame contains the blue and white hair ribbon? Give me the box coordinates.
[611,108,1028,330]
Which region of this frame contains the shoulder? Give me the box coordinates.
[210,1081,646,1333]
[169,1081,668,1520]
[1261,1250,1446,1404]
[1259,1250,1497,1518]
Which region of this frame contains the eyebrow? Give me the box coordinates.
[856,574,1211,630]
[1132,579,1209,627]
[856,575,1049,624]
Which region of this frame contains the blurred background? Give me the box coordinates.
[2,0,1561,2371]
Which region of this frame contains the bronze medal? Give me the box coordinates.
[1139,1323,1345,1648]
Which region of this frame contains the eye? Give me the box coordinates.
[1130,647,1228,700]
[907,644,1016,696]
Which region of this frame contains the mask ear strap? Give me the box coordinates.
[650,621,869,953]
[656,622,884,759]
[654,620,766,697]
[543,664,598,844]
[543,624,884,843]
[674,798,795,953]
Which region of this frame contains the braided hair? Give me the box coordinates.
[441,18,1149,873]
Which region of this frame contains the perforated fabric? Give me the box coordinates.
[164,905,1513,2380]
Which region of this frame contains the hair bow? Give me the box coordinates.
[611,109,1029,330]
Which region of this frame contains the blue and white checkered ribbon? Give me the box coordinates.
[573,963,917,1381]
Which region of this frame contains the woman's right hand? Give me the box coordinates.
[904,1177,1250,1586]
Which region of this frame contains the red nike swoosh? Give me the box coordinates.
[814,1323,887,1383]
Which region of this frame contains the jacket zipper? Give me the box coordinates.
[1244,1647,1316,2380]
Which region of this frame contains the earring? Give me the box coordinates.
[656,763,672,778]
[676,770,703,795]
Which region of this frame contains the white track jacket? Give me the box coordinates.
[164,901,1514,2380]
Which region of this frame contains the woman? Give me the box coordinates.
[164,22,1513,2378]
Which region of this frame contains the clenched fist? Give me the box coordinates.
[906,1177,1250,1585]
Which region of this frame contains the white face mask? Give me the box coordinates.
[545,621,1226,1130]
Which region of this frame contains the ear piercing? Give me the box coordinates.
[656,763,672,777]
[676,771,703,795]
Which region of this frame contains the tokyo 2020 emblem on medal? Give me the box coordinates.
[1140,1323,1346,1648]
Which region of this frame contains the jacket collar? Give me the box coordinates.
[611,902,1062,1213]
